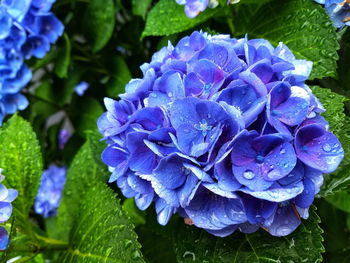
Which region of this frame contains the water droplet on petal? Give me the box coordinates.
[280,148,286,154]
[322,143,331,152]
[243,170,255,179]
[276,225,292,236]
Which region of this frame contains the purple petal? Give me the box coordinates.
[295,124,344,173]
[265,205,301,237]
[0,227,9,250]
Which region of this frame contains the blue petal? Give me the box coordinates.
[0,202,12,223]
[0,227,9,250]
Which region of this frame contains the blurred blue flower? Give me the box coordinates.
[0,0,63,125]
[34,165,66,218]
[74,81,90,96]
[58,129,70,150]
[98,31,343,237]
[314,0,350,28]
[0,169,18,250]
[176,0,239,18]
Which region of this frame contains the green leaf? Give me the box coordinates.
[58,181,144,262]
[142,0,218,38]
[56,141,144,262]
[326,190,350,213]
[106,56,131,98]
[235,0,339,80]
[71,97,104,137]
[132,0,152,19]
[0,115,42,231]
[55,142,107,241]
[174,206,324,263]
[54,33,71,78]
[310,86,347,135]
[84,0,116,52]
[122,199,146,227]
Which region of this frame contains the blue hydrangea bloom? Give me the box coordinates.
[58,129,70,150]
[34,165,67,218]
[0,169,18,250]
[176,0,240,18]
[98,31,344,237]
[0,0,63,125]
[74,81,90,96]
[314,0,350,27]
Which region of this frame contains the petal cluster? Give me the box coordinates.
[0,0,63,124]
[0,169,18,250]
[98,31,344,237]
[175,0,240,18]
[34,165,67,218]
[314,0,350,28]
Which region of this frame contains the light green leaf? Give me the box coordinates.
[174,206,324,263]
[310,86,347,135]
[235,0,339,80]
[58,181,144,262]
[132,0,152,19]
[142,0,218,38]
[56,140,144,262]
[54,33,71,78]
[84,0,116,52]
[0,115,42,231]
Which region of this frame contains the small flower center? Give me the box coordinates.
[195,119,213,136]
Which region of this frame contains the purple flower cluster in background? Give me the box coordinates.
[176,0,240,18]
[98,31,344,237]
[0,0,64,124]
[0,169,18,250]
[34,165,66,218]
[314,0,350,27]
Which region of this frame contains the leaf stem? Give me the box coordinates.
[35,233,69,251]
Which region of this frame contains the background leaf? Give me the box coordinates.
[84,0,116,52]
[234,0,339,80]
[0,115,42,231]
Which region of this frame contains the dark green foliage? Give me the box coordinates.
[173,207,324,263]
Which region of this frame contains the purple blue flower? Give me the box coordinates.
[314,0,350,28]
[34,165,66,218]
[74,81,90,96]
[58,129,71,150]
[98,31,344,237]
[0,0,63,125]
[0,169,18,250]
[176,0,240,18]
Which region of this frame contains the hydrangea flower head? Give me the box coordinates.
[0,169,18,250]
[34,165,67,218]
[98,31,344,237]
[176,0,240,18]
[0,0,63,125]
[314,0,350,27]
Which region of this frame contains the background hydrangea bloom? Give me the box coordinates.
[34,165,66,218]
[0,169,18,250]
[176,0,240,18]
[314,0,350,27]
[0,0,63,124]
[98,31,344,237]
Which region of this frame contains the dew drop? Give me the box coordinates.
[243,170,255,179]
[322,143,331,152]
[280,148,286,154]
[276,225,292,236]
